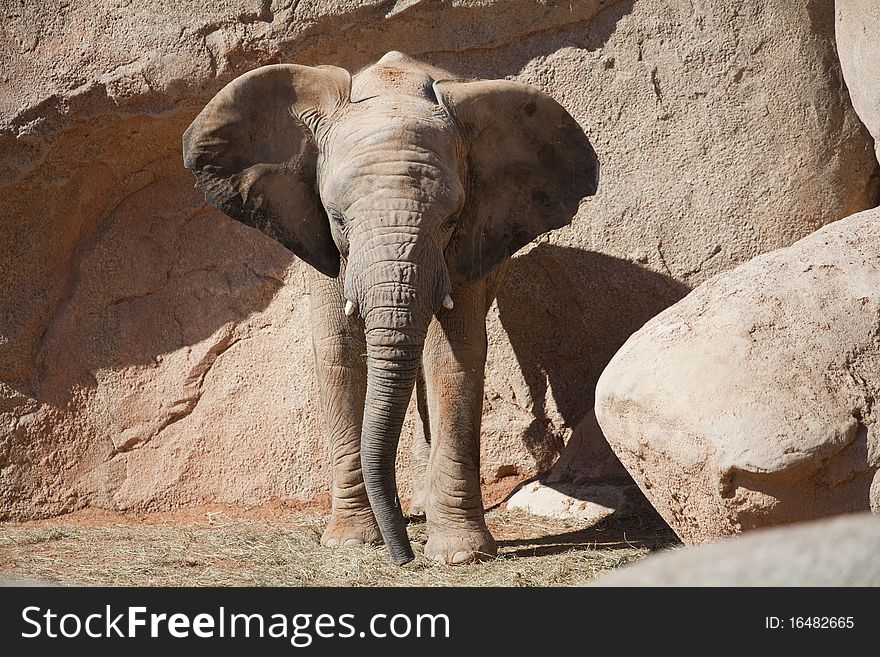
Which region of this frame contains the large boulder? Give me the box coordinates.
[596,209,880,544]
[836,0,880,163]
[1,0,876,519]
[592,513,880,586]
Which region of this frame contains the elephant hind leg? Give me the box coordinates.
[408,366,431,518]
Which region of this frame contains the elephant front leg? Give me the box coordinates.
[309,268,382,548]
[421,280,497,564]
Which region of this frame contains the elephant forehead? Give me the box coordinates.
[320,103,465,213]
[351,61,438,102]
[320,157,465,218]
[325,106,461,173]
[336,115,457,160]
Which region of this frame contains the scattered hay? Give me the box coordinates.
[0,508,677,587]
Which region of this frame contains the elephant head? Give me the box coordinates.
[183,52,598,564]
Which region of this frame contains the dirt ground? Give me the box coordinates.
[0,488,678,586]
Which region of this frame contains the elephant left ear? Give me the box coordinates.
[433,79,598,284]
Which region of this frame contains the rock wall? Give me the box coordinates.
[1,0,876,520]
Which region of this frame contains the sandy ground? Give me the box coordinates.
[0,485,678,587]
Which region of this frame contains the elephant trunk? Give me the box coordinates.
[361,328,423,565]
[350,222,446,565]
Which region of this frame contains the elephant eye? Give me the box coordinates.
[327,209,347,231]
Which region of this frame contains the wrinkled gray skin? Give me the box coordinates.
[183,52,598,565]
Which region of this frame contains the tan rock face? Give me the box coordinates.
[837,0,880,163]
[595,209,880,544]
[1,0,876,520]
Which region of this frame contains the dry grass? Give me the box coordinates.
[0,508,677,587]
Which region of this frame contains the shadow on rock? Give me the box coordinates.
[495,244,688,525]
[295,0,636,80]
[495,510,680,560]
[496,243,689,461]
[2,110,298,412]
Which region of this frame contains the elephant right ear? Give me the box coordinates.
[183,64,351,278]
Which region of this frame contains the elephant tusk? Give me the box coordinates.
[344,299,358,317]
[442,294,454,310]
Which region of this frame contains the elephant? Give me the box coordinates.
[182,51,598,565]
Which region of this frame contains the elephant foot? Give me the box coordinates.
[424,524,497,565]
[407,489,427,518]
[321,512,383,548]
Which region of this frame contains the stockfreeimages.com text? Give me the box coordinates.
[21,605,450,646]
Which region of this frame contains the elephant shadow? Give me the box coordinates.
[493,243,690,539]
[496,242,689,457]
[494,513,681,558]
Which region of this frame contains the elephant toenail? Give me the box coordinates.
[451,551,473,564]
[343,538,361,547]
[325,538,339,548]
